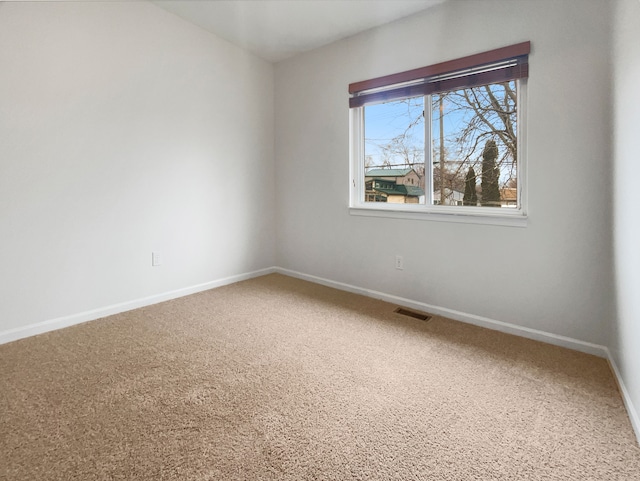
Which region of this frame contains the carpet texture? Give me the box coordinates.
[1,273,639,480]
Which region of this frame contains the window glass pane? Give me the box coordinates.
[364,97,426,205]
[431,81,517,208]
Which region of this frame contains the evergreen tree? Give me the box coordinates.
[463,167,477,206]
[480,140,501,207]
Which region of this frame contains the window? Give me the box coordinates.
[349,42,529,225]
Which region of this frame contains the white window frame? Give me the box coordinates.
[349,53,529,228]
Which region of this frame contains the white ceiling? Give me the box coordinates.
[152,0,446,63]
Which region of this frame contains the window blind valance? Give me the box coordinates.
[349,41,530,108]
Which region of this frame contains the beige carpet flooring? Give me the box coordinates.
[1,273,639,480]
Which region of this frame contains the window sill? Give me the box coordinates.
[349,206,528,227]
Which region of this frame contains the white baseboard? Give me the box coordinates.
[605,349,640,445]
[0,267,276,345]
[276,267,609,358]
[3,265,608,357]
[2,266,637,446]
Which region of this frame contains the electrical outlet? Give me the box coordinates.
[395,255,404,270]
[152,252,162,266]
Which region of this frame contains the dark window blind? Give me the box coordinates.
[349,42,530,108]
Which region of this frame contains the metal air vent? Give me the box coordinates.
[394,307,431,322]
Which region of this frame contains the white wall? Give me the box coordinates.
[275,0,614,345]
[0,2,275,334]
[612,0,640,436]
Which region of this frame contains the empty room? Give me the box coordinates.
[1,0,639,479]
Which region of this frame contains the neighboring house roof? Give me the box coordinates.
[433,188,465,197]
[365,168,414,177]
[402,185,425,197]
[373,184,425,197]
[434,187,464,195]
